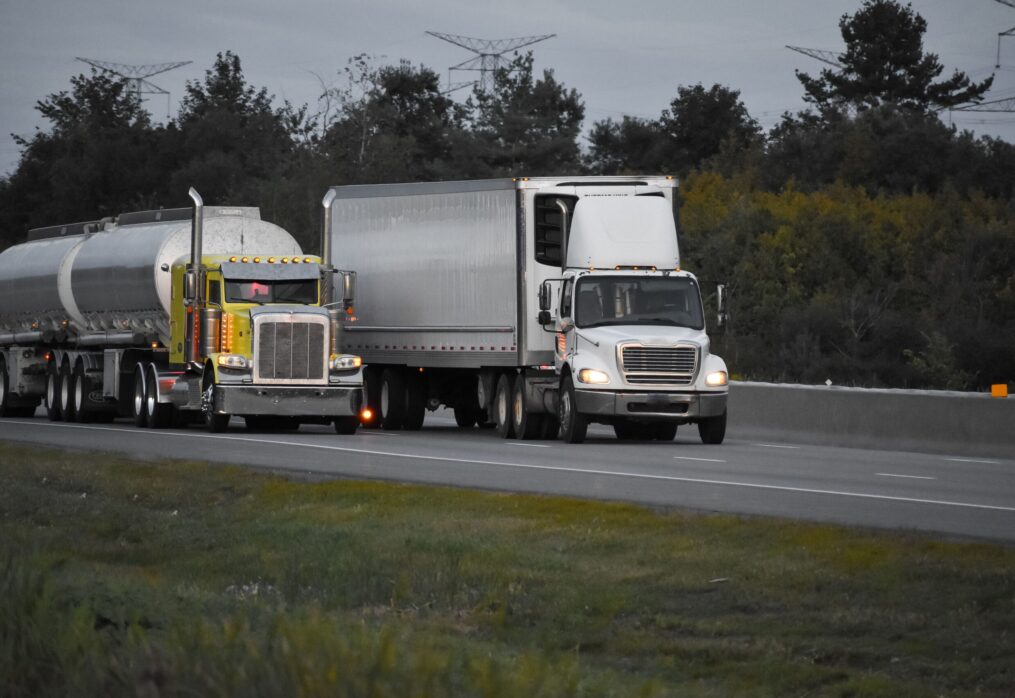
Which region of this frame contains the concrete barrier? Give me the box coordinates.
[730,382,1015,458]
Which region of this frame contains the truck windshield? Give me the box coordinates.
[574,276,704,330]
[224,279,318,305]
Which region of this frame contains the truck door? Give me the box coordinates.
[555,276,574,372]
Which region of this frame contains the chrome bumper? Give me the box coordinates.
[212,385,362,417]
[575,389,727,420]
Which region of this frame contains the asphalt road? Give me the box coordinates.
[2,410,1014,542]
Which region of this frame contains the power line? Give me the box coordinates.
[426,31,555,94]
[75,57,191,118]
[995,0,1015,68]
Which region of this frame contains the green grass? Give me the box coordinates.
[1,442,1013,696]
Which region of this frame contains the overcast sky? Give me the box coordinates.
[2,0,1013,177]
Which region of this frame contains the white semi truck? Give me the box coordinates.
[0,189,364,432]
[325,176,728,444]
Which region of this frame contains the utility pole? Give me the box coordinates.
[426,32,556,94]
[75,58,191,118]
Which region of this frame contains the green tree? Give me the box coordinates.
[169,51,298,207]
[0,70,163,250]
[585,116,669,175]
[797,0,992,113]
[469,52,584,176]
[659,83,760,173]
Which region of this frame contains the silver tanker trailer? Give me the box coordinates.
[0,189,364,433]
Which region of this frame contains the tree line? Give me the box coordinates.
[1,0,1012,390]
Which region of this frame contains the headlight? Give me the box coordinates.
[705,370,728,387]
[217,354,249,369]
[330,354,362,371]
[577,368,610,384]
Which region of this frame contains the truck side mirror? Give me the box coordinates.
[538,281,552,311]
[338,270,356,303]
[538,310,552,325]
[716,283,728,330]
[184,270,196,303]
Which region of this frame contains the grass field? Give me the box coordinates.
[1,441,1013,696]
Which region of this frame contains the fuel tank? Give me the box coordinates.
[0,207,301,344]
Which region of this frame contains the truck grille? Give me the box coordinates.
[621,345,697,385]
[254,317,327,384]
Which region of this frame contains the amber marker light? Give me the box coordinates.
[267,257,276,263]
[360,408,374,423]
[241,257,249,263]
[304,257,313,263]
[253,257,261,263]
[292,257,301,263]
[229,256,237,262]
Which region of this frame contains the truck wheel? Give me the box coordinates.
[494,373,516,439]
[453,406,477,428]
[511,375,543,440]
[72,363,93,424]
[380,368,406,431]
[698,410,727,445]
[202,374,229,433]
[45,363,61,421]
[558,373,588,444]
[132,365,148,427]
[334,416,359,435]
[146,365,173,429]
[403,370,426,431]
[59,361,76,423]
[654,423,678,441]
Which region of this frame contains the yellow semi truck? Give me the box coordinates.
[0,189,364,433]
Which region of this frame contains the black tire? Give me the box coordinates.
[494,373,516,439]
[380,368,406,431]
[72,363,93,424]
[698,410,727,445]
[45,363,61,421]
[654,422,678,441]
[202,372,229,433]
[558,373,588,444]
[0,358,12,418]
[132,365,148,428]
[403,370,426,431]
[540,415,560,440]
[362,367,383,429]
[613,419,642,441]
[477,408,496,429]
[146,366,173,429]
[453,405,477,428]
[334,416,359,434]
[511,375,543,440]
[59,361,75,423]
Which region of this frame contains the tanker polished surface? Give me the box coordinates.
[2,410,1014,543]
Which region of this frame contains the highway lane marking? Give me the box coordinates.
[674,456,727,463]
[504,442,552,448]
[945,457,1000,465]
[754,443,801,449]
[876,473,936,480]
[5,420,1015,514]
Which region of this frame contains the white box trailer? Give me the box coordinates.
[327,176,729,443]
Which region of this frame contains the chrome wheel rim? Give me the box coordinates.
[60,368,70,412]
[46,371,56,408]
[134,370,145,417]
[146,372,156,418]
[75,373,85,413]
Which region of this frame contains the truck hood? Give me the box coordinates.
[577,324,708,348]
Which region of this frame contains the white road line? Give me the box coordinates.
[360,431,399,437]
[674,456,727,463]
[876,473,936,480]
[5,420,1015,514]
[504,442,552,448]
[945,457,1000,465]
[754,443,800,449]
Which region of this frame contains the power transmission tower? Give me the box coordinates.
[786,45,843,69]
[426,31,556,93]
[996,0,1015,67]
[75,57,192,118]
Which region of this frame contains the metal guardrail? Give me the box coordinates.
[730,382,1014,458]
